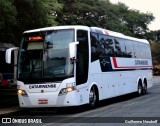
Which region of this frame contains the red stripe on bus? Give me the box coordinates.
[112,57,152,69]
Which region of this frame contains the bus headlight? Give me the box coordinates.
[18,89,28,96]
[58,87,76,96]
[67,87,74,92]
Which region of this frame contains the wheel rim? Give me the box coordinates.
[138,85,142,95]
[89,88,96,106]
[143,84,147,94]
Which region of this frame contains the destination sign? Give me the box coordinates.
[28,36,44,41]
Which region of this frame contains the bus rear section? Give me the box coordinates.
[89,27,152,101]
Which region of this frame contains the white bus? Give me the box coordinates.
[6,25,153,108]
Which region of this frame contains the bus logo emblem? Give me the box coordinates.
[101,59,109,66]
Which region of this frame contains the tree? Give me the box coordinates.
[157,31,160,40]
[41,0,63,25]
[123,9,154,38]
[12,0,62,44]
[151,40,160,75]
[151,42,160,63]
[0,0,62,45]
[57,0,154,38]
[0,0,155,45]
[148,30,160,73]
[0,0,17,43]
[146,30,159,42]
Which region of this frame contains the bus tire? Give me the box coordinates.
[89,86,99,108]
[137,81,143,96]
[142,80,147,95]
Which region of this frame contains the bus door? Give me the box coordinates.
[76,30,89,86]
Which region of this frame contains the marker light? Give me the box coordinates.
[18,89,28,96]
[66,82,75,87]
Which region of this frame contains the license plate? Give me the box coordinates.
[38,99,48,104]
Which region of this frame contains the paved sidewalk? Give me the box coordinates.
[0,106,21,115]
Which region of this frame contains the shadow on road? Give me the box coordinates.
[0,94,18,109]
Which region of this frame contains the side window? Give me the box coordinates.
[99,35,114,57]
[114,38,125,57]
[91,32,99,62]
[76,30,89,85]
[125,40,134,58]
[133,42,140,58]
[145,44,152,59]
[139,43,146,59]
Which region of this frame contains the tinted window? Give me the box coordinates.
[114,38,125,57]
[133,42,140,58]
[91,32,99,62]
[76,30,89,85]
[91,33,151,59]
[99,34,114,56]
[139,43,146,59]
[145,44,152,59]
[125,40,134,58]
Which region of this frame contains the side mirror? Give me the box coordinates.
[6,47,19,64]
[69,42,79,63]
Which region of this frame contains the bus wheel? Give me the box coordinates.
[143,83,147,94]
[89,86,98,108]
[137,83,143,96]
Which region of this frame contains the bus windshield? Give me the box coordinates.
[18,29,74,83]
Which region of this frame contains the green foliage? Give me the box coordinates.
[149,30,160,67]
[0,0,17,43]
[151,41,160,75]
[0,0,62,45]
[42,0,63,26]
[12,0,62,44]
[1,0,160,71]
[14,0,62,28]
[151,41,160,64]
[146,30,159,42]
[0,0,156,46]
[56,0,155,38]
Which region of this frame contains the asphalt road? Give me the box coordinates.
[0,85,18,108]
[0,77,160,126]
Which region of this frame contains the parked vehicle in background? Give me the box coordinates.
[0,73,15,87]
